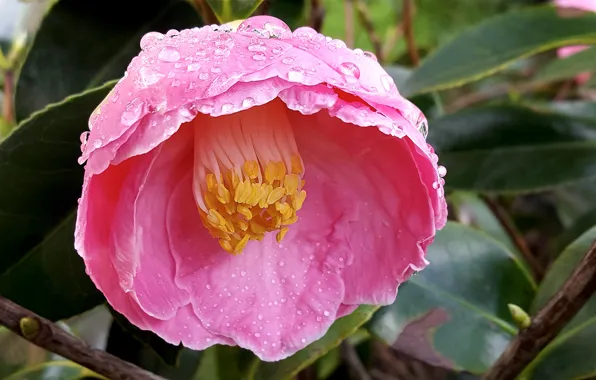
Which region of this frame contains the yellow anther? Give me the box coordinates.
[250,221,267,234]
[237,220,249,231]
[267,187,285,205]
[243,160,260,179]
[216,183,231,204]
[276,227,289,243]
[207,209,226,227]
[206,173,218,192]
[219,239,233,253]
[292,190,307,210]
[284,174,299,195]
[234,234,250,254]
[237,205,253,220]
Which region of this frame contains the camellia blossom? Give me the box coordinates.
[75,16,447,361]
[555,0,596,83]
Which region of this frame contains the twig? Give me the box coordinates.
[341,342,372,380]
[355,0,383,62]
[309,0,325,32]
[192,0,219,25]
[482,196,544,281]
[402,0,418,66]
[0,296,163,380]
[483,241,596,380]
[445,81,548,113]
[2,70,14,124]
[344,0,354,48]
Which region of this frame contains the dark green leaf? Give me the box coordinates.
[535,46,596,83]
[404,6,596,95]
[15,0,201,121]
[370,222,535,374]
[253,305,378,380]
[205,0,263,23]
[266,0,306,29]
[522,225,596,379]
[0,81,116,320]
[194,346,257,380]
[3,360,103,380]
[429,105,596,193]
[109,307,182,367]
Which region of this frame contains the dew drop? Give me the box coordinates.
[417,119,429,138]
[281,57,295,65]
[324,310,330,317]
[438,165,447,177]
[258,314,264,320]
[242,97,255,108]
[92,139,102,149]
[252,53,266,61]
[206,284,212,290]
[140,32,164,49]
[301,338,306,343]
[432,181,440,189]
[199,72,210,80]
[158,46,181,62]
[221,103,234,114]
[187,63,201,72]
[339,62,361,80]
[211,66,222,73]
[381,74,395,92]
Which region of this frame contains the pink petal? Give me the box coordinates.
[167,155,346,361]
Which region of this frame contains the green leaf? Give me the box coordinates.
[205,0,263,23]
[265,0,307,29]
[370,222,535,374]
[109,307,182,367]
[428,105,596,193]
[15,0,201,121]
[0,81,116,320]
[522,225,596,379]
[535,46,596,83]
[252,305,378,380]
[194,346,257,380]
[3,360,103,380]
[404,6,596,95]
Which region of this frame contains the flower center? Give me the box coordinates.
[192,102,306,255]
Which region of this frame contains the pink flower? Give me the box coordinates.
[555,0,596,83]
[75,16,447,361]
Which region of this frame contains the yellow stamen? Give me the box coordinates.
[192,103,306,254]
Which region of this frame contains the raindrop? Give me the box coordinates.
[206,284,212,290]
[248,43,267,52]
[301,338,306,343]
[140,32,164,49]
[221,103,234,113]
[255,332,261,337]
[187,63,201,72]
[281,57,295,65]
[288,67,305,82]
[241,271,247,276]
[381,74,395,92]
[438,165,447,177]
[121,98,144,126]
[92,139,102,149]
[338,62,361,81]
[258,314,264,320]
[252,53,266,61]
[158,46,181,62]
[417,119,429,138]
[211,66,222,73]
[199,72,209,80]
[323,310,330,317]
[242,97,255,108]
[432,182,440,189]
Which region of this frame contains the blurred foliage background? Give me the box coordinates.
[3,0,596,379]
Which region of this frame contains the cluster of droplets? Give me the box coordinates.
[427,144,446,198]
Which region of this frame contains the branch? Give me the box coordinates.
[483,241,596,380]
[355,0,383,62]
[482,196,545,281]
[309,0,325,32]
[402,0,418,66]
[344,0,354,48]
[0,296,163,380]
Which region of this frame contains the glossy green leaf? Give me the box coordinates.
[403,6,596,95]
[535,46,596,83]
[522,225,596,379]
[0,81,116,320]
[15,0,201,121]
[205,0,263,23]
[428,105,596,193]
[109,308,182,367]
[252,305,378,380]
[370,222,535,374]
[3,361,103,380]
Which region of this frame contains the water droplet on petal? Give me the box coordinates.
[199,72,209,80]
[363,51,378,61]
[221,103,234,114]
[282,57,295,65]
[187,63,201,72]
[158,46,180,62]
[432,181,440,189]
[438,165,447,177]
[381,74,395,92]
[288,67,305,82]
[258,314,264,320]
[92,139,102,148]
[121,98,144,126]
[237,16,292,39]
[339,62,361,82]
[252,53,266,61]
[140,32,164,49]
[166,29,179,37]
[323,310,330,317]
[211,66,222,73]
[416,119,429,138]
[242,97,255,108]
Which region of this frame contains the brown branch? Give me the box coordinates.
[2,70,14,124]
[483,241,596,380]
[344,0,354,48]
[192,0,219,25]
[402,0,418,66]
[0,296,163,380]
[482,196,545,281]
[355,0,383,63]
[309,0,325,32]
